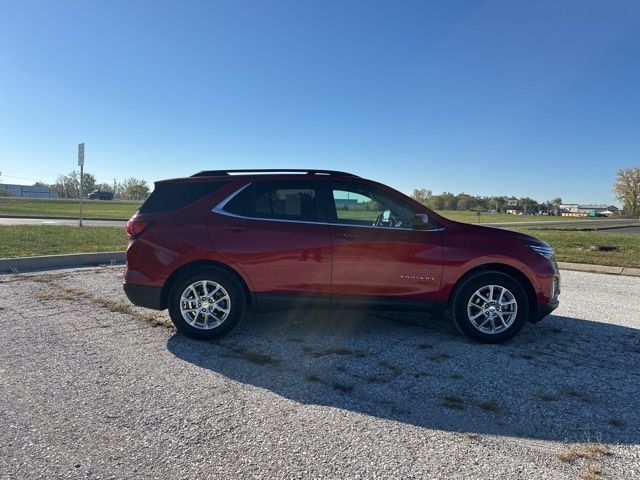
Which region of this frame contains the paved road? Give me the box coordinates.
[1,267,639,479]
[1,215,638,230]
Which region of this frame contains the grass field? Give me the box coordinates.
[0,226,128,258]
[2,223,638,268]
[512,228,640,268]
[0,197,604,224]
[0,197,140,219]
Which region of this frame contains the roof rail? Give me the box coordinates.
[191,169,357,177]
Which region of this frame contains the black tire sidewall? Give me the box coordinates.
[168,267,245,340]
[452,272,529,343]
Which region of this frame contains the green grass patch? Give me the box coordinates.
[0,197,140,219]
[513,228,640,268]
[437,210,586,224]
[0,225,128,258]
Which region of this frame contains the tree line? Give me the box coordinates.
[410,189,563,214]
[34,170,151,201]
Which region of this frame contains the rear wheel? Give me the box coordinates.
[168,267,245,340]
[451,271,529,343]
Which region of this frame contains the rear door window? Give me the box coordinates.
[222,180,319,222]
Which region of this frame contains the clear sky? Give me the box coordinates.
[1,0,639,204]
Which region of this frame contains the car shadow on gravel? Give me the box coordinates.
[166,310,640,445]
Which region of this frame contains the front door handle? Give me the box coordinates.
[222,225,248,233]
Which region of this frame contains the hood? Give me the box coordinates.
[450,221,549,246]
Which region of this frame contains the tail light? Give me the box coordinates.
[126,215,151,238]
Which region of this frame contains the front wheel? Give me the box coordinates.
[451,271,529,343]
[168,267,246,340]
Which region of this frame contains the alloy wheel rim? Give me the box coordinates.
[467,285,518,334]
[179,280,231,330]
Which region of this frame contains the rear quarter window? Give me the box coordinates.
[139,181,229,213]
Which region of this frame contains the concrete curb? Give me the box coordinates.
[557,261,640,277]
[0,252,125,274]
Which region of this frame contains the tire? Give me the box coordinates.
[451,271,529,343]
[167,267,246,340]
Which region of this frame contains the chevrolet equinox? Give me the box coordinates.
[124,169,560,343]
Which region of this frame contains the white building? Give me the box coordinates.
[559,204,619,217]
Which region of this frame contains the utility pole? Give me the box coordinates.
[78,143,85,227]
[113,178,116,197]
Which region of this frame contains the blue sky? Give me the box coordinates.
[1,0,639,204]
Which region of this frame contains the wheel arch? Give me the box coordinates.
[448,263,537,319]
[160,259,252,309]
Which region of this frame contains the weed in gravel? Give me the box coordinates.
[557,443,610,463]
[304,346,353,357]
[379,360,401,373]
[336,365,347,373]
[537,391,560,402]
[287,337,305,343]
[332,382,353,394]
[428,352,453,361]
[27,273,64,283]
[230,347,279,366]
[519,353,535,360]
[365,375,387,383]
[414,371,431,378]
[551,327,563,333]
[417,343,433,349]
[450,372,462,380]
[581,466,603,480]
[479,401,499,411]
[607,417,625,427]
[564,387,592,404]
[355,351,366,358]
[305,373,322,383]
[464,432,481,441]
[443,394,465,410]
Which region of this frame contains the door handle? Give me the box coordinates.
[337,232,360,239]
[222,225,248,233]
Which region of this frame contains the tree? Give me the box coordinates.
[411,188,432,205]
[95,183,113,192]
[33,181,50,188]
[614,167,640,217]
[121,178,150,201]
[53,171,96,198]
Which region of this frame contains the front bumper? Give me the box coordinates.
[123,283,164,310]
[530,299,559,323]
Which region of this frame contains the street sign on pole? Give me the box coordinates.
[78,143,84,227]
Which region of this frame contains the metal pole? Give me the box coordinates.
[79,164,84,227]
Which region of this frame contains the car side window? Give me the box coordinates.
[331,183,415,229]
[222,181,318,222]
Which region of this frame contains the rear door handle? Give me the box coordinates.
[337,232,360,239]
[222,225,248,233]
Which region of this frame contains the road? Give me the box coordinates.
[1,215,638,231]
[1,267,639,479]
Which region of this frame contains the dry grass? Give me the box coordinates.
[378,360,401,374]
[450,372,462,380]
[417,343,433,349]
[581,466,603,480]
[557,444,610,463]
[305,373,321,382]
[229,346,279,366]
[304,346,353,357]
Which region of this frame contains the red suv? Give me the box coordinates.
[124,169,559,343]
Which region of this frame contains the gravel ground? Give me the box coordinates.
[1,267,639,479]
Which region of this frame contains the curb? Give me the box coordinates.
[557,261,640,277]
[0,252,125,274]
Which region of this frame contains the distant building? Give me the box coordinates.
[559,204,619,217]
[0,183,53,198]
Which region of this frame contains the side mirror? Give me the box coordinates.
[413,213,430,230]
